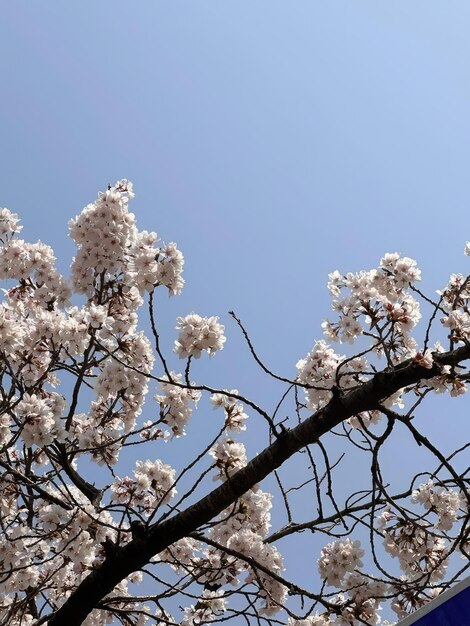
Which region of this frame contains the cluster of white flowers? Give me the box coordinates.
[191,487,272,585]
[438,270,470,373]
[297,253,466,418]
[209,438,247,480]
[175,313,226,359]
[441,309,470,336]
[0,482,120,625]
[0,207,22,240]
[378,510,448,584]
[161,536,201,573]
[317,539,364,587]
[69,180,137,295]
[390,583,444,626]
[414,339,468,397]
[322,254,422,363]
[111,458,177,512]
[198,447,283,615]
[296,340,367,411]
[69,180,184,300]
[228,528,287,615]
[181,589,227,626]
[348,409,382,430]
[135,459,177,503]
[337,573,388,626]
[70,407,121,466]
[411,480,462,530]
[286,575,389,626]
[128,230,184,295]
[69,333,154,464]
[211,390,249,432]
[96,332,153,403]
[185,488,273,597]
[211,488,273,546]
[155,373,201,436]
[389,583,442,621]
[154,242,185,295]
[0,238,71,307]
[0,303,91,389]
[16,392,64,447]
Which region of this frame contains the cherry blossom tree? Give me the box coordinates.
[0,181,468,626]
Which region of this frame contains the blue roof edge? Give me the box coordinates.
[395,576,470,625]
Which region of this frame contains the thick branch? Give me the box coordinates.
[47,345,470,626]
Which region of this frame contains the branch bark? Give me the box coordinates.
[47,345,470,626]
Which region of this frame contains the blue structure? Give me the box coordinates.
[397,578,470,625]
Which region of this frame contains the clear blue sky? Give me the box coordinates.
[1,1,469,619]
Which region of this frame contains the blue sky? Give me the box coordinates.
[1,1,470,620]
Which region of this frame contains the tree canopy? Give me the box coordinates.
[0,181,468,626]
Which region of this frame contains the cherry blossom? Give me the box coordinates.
[175,313,226,359]
[317,539,365,587]
[0,181,467,626]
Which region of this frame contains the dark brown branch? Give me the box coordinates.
[46,344,470,626]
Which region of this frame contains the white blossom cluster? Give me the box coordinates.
[286,574,389,626]
[211,488,273,547]
[335,574,388,626]
[0,482,124,626]
[389,584,443,621]
[317,539,365,587]
[154,241,185,295]
[181,589,227,626]
[69,331,154,465]
[209,438,247,480]
[111,458,177,512]
[322,254,421,357]
[69,181,137,292]
[205,438,286,615]
[128,230,185,295]
[434,268,470,390]
[411,480,462,531]
[0,237,71,307]
[296,340,367,411]
[16,392,65,447]
[440,271,470,341]
[211,390,249,432]
[0,207,22,240]
[378,509,448,584]
[176,487,274,598]
[175,313,226,359]
[161,536,201,574]
[161,483,285,617]
[155,372,201,437]
[297,251,470,417]
[347,409,382,430]
[69,179,184,299]
[229,528,287,615]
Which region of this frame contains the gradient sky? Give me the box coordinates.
[1,2,469,621]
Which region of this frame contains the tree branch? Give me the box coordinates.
[46,345,470,626]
